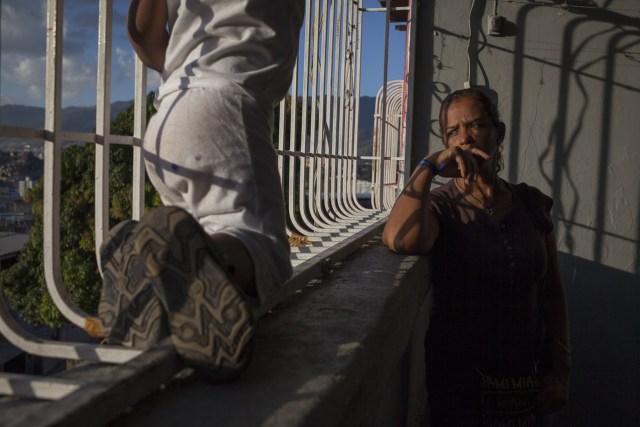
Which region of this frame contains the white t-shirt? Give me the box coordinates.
[158,0,304,106]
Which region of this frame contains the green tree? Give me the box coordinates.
[0,93,160,327]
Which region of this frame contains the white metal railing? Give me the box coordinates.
[370,80,406,210]
[0,0,416,411]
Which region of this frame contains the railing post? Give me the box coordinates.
[43,0,86,328]
[378,0,392,211]
[132,58,148,220]
[402,0,418,189]
[95,0,113,258]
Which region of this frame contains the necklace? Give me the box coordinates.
[454,179,496,216]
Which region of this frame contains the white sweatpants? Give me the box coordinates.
[143,84,291,309]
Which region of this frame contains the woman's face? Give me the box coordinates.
[441,97,503,162]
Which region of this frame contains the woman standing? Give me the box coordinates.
[382,89,570,426]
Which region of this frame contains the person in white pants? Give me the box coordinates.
[98,0,304,382]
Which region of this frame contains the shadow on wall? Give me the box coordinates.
[507,2,640,268]
[556,252,640,426]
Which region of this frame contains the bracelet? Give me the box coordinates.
[418,159,439,175]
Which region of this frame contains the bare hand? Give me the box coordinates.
[425,146,491,182]
[535,371,569,413]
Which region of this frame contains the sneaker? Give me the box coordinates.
[98,220,171,349]
[134,206,254,382]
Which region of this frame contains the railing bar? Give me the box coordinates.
[0,128,141,147]
[323,0,340,221]
[329,0,346,219]
[286,61,306,235]
[306,0,332,229]
[335,0,352,217]
[342,1,357,213]
[350,1,368,211]
[402,0,418,189]
[277,98,287,191]
[361,155,404,160]
[43,0,87,329]
[314,0,336,226]
[339,0,354,218]
[0,288,141,363]
[276,150,360,160]
[392,84,405,209]
[285,63,321,237]
[306,0,319,223]
[345,1,364,214]
[321,0,338,220]
[132,55,147,220]
[361,7,411,12]
[391,115,403,208]
[378,0,391,211]
[345,1,362,215]
[371,93,381,208]
[0,126,45,139]
[329,3,355,222]
[60,131,95,143]
[132,57,147,220]
[0,373,82,401]
[314,0,339,229]
[299,0,320,232]
[320,1,335,221]
[297,0,324,233]
[95,0,113,260]
[331,0,345,218]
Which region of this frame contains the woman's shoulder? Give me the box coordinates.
[507,181,554,233]
[508,181,552,209]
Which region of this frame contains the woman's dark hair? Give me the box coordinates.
[438,88,504,172]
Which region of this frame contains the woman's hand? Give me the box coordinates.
[425,146,491,182]
[535,367,569,413]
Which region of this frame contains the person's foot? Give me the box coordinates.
[134,206,254,382]
[98,220,171,349]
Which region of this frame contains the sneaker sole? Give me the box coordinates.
[98,220,170,349]
[134,207,254,381]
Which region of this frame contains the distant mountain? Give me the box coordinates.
[1,97,379,154]
[1,97,377,134]
[358,96,375,143]
[0,101,132,133]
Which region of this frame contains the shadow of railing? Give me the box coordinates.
[506,2,640,268]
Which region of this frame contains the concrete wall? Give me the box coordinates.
[412,1,640,425]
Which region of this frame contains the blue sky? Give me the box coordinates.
[0,0,407,107]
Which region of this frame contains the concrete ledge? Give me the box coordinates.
[114,237,431,426]
[0,237,431,426]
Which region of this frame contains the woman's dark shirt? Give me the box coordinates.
[426,179,553,376]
